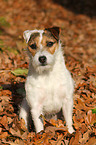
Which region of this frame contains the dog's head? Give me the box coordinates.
[23,27,61,73]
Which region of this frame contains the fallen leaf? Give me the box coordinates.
[0,115,9,130]
[85,110,96,125]
[0,132,8,139]
[85,137,96,145]
[9,128,21,138]
[11,68,28,76]
[79,129,91,144]
[69,131,81,145]
[92,108,96,114]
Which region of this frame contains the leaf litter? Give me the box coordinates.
[0,0,96,144]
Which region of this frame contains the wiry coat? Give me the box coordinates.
[19,27,75,134]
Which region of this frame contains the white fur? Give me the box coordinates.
[32,50,55,74]
[23,29,44,43]
[19,30,75,134]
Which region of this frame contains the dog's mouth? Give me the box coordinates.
[32,54,54,73]
[40,63,47,66]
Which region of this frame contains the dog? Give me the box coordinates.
[19,27,75,134]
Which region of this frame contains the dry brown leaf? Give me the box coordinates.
[7,117,13,124]
[0,90,11,96]
[79,129,91,144]
[0,131,8,139]
[1,139,24,145]
[21,131,28,139]
[9,128,21,138]
[19,118,28,131]
[85,110,96,125]
[14,138,24,145]
[0,104,3,112]
[69,131,81,145]
[0,127,2,133]
[80,124,88,134]
[73,115,82,129]
[0,115,9,130]
[85,137,96,145]
[56,134,64,145]
[0,96,10,104]
[76,98,89,111]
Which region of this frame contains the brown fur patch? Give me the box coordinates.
[45,27,60,41]
[27,46,37,56]
[41,31,59,54]
[48,43,59,54]
[28,33,40,56]
[27,30,59,56]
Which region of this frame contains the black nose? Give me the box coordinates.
[39,56,47,64]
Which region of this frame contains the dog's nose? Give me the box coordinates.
[39,56,47,64]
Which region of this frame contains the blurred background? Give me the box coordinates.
[0,1,96,144]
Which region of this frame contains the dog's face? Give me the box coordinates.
[23,27,60,73]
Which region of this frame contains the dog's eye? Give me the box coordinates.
[47,42,54,47]
[30,43,37,49]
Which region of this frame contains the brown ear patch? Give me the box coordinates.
[45,27,60,41]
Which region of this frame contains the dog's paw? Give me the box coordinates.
[68,126,75,134]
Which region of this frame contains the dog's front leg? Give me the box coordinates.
[62,97,75,134]
[30,108,44,133]
[19,98,29,128]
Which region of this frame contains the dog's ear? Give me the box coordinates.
[23,30,33,43]
[45,27,60,41]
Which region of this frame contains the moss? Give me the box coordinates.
[0,39,4,52]
[0,17,10,27]
[7,47,20,55]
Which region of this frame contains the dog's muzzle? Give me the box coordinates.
[38,55,47,66]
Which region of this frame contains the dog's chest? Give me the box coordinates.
[26,62,67,114]
[31,74,65,114]
[43,86,64,114]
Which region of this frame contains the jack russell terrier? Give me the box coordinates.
[19,27,75,134]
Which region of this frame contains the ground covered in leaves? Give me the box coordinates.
[0,0,96,144]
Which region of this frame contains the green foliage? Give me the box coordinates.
[11,68,28,76]
[0,39,4,53]
[0,41,20,55]
[7,47,20,55]
[0,86,3,90]
[0,39,4,49]
[92,108,96,114]
[0,17,10,27]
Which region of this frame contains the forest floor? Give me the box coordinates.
[0,0,96,144]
